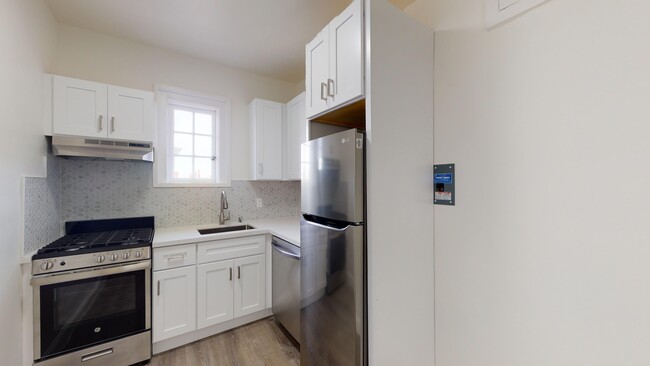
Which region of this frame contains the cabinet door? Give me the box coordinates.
[305,28,330,118]
[197,260,234,329]
[284,92,307,180]
[234,254,266,318]
[52,76,108,138]
[152,266,196,342]
[250,99,283,180]
[107,85,154,142]
[329,0,364,109]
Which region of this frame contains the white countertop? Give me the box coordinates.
[153,216,300,248]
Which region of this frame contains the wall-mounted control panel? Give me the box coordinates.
[434,164,455,206]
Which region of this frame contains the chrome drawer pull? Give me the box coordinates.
[165,253,187,261]
[81,348,113,362]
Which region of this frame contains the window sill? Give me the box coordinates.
[153,181,231,188]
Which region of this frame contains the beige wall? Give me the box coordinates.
[53,24,303,180]
[365,1,435,365]
[406,0,650,365]
[0,0,57,364]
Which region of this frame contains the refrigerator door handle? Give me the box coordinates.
[303,217,350,232]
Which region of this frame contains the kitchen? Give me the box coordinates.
[3,0,650,366]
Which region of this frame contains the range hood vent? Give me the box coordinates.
[52,136,154,162]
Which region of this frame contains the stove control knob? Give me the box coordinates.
[109,253,118,261]
[40,261,54,271]
[96,255,106,263]
[123,252,130,260]
[134,251,142,258]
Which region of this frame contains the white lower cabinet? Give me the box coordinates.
[234,254,266,318]
[152,266,197,342]
[197,254,266,329]
[153,235,268,348]
[197,260,234,329]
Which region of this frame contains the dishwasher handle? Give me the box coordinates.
[272,243,300,261]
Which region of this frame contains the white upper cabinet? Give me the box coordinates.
[306,0,364,119]
[250,94,308,181]
[284,92,307,180]
[107,85,154,141]
[329,0,364,108]
[53,76,107,138]
[250,98,284,180]
[52,75,154,142]
[306,29,331,118]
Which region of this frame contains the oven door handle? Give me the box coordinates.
[30,260,151,286]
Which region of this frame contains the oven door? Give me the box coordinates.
[31,260,151,361]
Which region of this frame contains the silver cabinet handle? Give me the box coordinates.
[98,115,103,131]
[320,82,328,101]
[258,163,263,176]
[327,79,335,98]
[237,266,241,279]
[229,267,233,281]
[165,253,186,261]
[157,280,160,296]
[111,117,115,132]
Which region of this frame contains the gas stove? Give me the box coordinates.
[32,216,154,275]
[31,216,155,366]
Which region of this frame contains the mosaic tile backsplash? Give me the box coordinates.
[24,157,300,254]
[24,157,62,254]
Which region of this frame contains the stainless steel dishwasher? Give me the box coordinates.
[272,235,301,343]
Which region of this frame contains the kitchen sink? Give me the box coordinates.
[197,225,256,235]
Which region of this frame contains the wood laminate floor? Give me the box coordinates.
[150,318,300,366]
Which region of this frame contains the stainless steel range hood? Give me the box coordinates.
[52,135,154,162]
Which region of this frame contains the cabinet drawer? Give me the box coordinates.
[154,243,197,271]
[197,235,266,264]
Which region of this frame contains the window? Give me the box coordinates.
[154,85,231,187]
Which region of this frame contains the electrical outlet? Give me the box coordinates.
[256,198,263,208]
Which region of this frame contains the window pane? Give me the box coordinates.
[174,133,193,155]
[174,110,193,133]
[194,158,213,179]
[195,112,213,135]
[173,157,192,179]
[195,135,212,157]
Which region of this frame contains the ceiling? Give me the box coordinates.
[44,0,357,83]
[44,0,415,83]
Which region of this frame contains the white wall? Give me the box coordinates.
[366,1,435,365]
[53,24,303,180]
[408,0,650,365]
[0,0,57,365]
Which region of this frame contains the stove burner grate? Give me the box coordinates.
[37,228,154,255]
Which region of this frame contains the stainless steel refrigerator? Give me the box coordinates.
[300,128,366,366]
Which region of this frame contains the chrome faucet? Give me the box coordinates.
[219,191,230,225]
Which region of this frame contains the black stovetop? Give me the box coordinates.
[33,216,155,260]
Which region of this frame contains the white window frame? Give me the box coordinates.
[154,85,231,187]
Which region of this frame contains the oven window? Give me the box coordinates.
[55,275,136,327]
[39,270,147,360]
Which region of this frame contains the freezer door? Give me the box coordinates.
[301,128,364,223]
[300,215,364,366]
